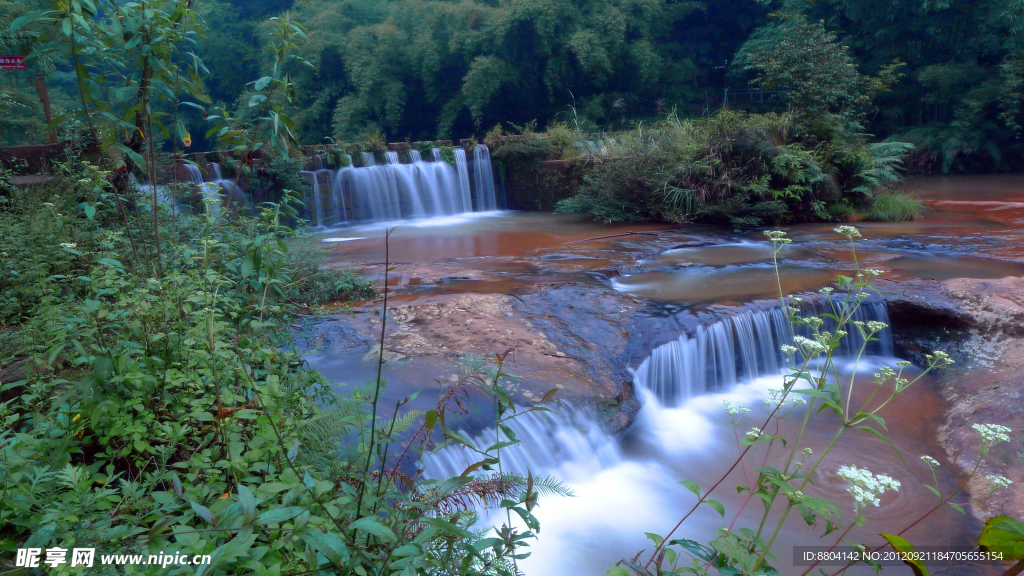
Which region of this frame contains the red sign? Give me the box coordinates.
[0,56,27,71]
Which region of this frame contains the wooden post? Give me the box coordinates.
[35,71,56,143]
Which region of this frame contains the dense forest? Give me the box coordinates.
[2,0,1024,173]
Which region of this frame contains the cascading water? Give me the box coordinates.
[300,170,324,226]
[422,404,619,480]
[472,144,498,211]
[634,299,893,406]
[419,298,903,574]
[299,146,498,225]
[454,148,472,212]
[184,164,203,184]
[431,148,442,162]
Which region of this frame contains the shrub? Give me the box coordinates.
[863,192,925,221]
[0,158,565,576]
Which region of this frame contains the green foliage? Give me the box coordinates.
[862,192,925,222]
[555,111,884,226]
[0,155,565,575]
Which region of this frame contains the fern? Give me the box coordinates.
[852,141,914,194]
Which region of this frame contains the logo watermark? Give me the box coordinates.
[16,548,212,569]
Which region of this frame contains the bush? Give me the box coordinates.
[0,158,564,576]
[863,192,925,221]
[555,111,916,228]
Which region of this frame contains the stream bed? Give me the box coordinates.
[299,174,1024,575]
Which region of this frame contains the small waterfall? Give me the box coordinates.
[472,144,498,211]
[385,151,400,165]
[422,403,619,479]
[361,152,376,167]
[454,148,472,212]
[409,150,422,163]
[211,163,222,180]
[634,299,894,406]
[301,171,324,226]
[431,148,442,162]
[184,164,203,184]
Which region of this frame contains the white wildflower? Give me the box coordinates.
[874,366,896,384]
[723,400,750,417]
[793,335,827,355]
[865,269,884,277]
[834,225,862,239]
[866,321,888,333]
[896,360,912,369]
[972,423,1012,446]
[746,427,762,439]
[920,455,940,469]
[985,475,1013,490]
[789,396,807,406]
[837,465,900,510]
[819,287,834,296]
[926,351,954,367]
[780,345,797,355]
[802,447,813,458]
[805,316,824,329]
[764,230,792,245]
[60,242,77,250]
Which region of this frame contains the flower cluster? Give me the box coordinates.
[866,321,888,333]
[59,242,77,250]
[746,427,762,439]
[920,455,940,469]
[819,287,834,296]
[793,335,827,355]
[764,388,805,409]
[925,351,954,368]
[972,423,1012,446]
[985,475,1013,490]
[780,345,797,356]
[834,225,862,239]
[764,230,792,245]
[837,465,900,509]
[723,400,751,417]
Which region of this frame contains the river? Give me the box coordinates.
[298,174,1024,575]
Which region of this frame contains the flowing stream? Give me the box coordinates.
[304,174,1024,575]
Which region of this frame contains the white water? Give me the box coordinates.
[299,147,499,227]
[422,301,898,574]
[472,144,498,211]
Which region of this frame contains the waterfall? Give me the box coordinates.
[297,145,502,224]
[454,148,472,212]
[472,144,498,211]
[431,148,442,162]
[301,171,324,226]
[184,164,203,184]
[422,403,619,479]
[634,299,894,406]
[182,160,245,214]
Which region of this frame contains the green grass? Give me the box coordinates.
[863,192,925,222]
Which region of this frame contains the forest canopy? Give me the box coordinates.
[2,0,1024,172]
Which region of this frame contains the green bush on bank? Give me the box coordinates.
[0,157,561,576]
[553,111,914,228]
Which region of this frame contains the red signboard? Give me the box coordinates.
[0,56,27,71]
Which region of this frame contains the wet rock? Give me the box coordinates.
[883,276,1024,523]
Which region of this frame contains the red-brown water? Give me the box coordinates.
[308,174,1024,575]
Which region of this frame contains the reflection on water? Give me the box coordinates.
[612,264,835,303]
[886,254,1024,280]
